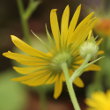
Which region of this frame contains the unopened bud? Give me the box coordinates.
[80,41,99,58]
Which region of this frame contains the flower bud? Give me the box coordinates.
[79,41,99,58]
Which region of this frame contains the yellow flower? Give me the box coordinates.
[3,5,100,99]
[85,90,110,110]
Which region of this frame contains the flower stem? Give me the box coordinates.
[17,0,30,43]
[70,54,92,82]
[61,62,81,110]
[17,0,40,44]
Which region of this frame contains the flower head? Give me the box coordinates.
[3,5,100,99]
[86,90,110,110]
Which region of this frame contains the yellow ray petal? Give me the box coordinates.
[74,59,84,65]
[12,74,38,81]
[22,72,51,86]
[85,64,101,71]
[13,66,46,74]
[68,12,94,42]
[73,77,84,87]
[3,51,45,61]
[50,9,60,49]
[18,61,48,66]
[85,98,97,108]
[107,91,110,100]
[88,30,92,40]
[73,65,79,69]
[97,50,104,55]
[11,35,48,57]
[61,5,70,46]
[12,70,49,81]
[96,38,103,45]
[3,51,49,66]
[68,12,95,45]
[68,5,81,37]
[71,18,97,51]
[46,74,58,84]
[54,75,63,99]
